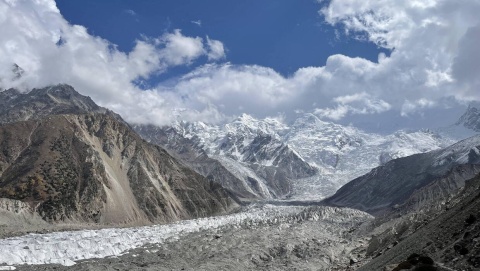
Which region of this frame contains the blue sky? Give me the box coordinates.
[56,0,389,82]
[1,0,479,132]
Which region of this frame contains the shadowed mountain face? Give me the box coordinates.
[323,135,480,215]
[457,105,480,132]
[0,85,236,225]
[358,172,480,271]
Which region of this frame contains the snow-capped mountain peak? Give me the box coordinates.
[148,112,457,201]
[456,104,480,132]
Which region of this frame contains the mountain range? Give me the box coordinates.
[136,110,473,201]
[1,83,480,270]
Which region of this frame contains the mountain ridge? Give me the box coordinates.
[140,112,456,201]
[323,134,480,215]
[0,85,237,226]
[456,104,480,132]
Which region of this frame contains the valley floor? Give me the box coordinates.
[0,204,372,271]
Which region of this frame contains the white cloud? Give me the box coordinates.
[206,36,226,61]
[124,9,136,16]
[314,92,391,121]
[1,0,480,130]
[191,20,202,27]
[156,29,205,66]
[401,98,436,116]
[319,0,480,107]
[0,0,228,126]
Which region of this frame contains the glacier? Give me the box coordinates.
[0,204,371,268]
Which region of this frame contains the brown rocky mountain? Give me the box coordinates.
[0,85,237,225]
[0,84,107,124]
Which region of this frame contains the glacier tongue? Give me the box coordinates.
[0,205,371,267]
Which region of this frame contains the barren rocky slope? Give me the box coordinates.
[323,134,480,215]
[359,172,480,271]
[134,125,257,200]
[135,117,318,200]
[0,85,237,227]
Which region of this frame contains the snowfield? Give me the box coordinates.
[0,205,371,268]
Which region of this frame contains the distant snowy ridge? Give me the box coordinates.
[456,104,480,132]
[161,113,455,201]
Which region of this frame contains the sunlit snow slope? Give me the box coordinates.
[164,113,456,200]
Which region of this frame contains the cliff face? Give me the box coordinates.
[0,85,236,225]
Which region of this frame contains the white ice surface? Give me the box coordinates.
[0,205,367,267]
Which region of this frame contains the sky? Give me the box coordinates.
[1,0,480,132]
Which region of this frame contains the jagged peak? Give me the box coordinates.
[0,84,109,124]
[226,114,288,138]
[236,113,255,122]
[30,84,82,96]
[456,103,480,132]
[1,88,21,96]
[292,113,329,128]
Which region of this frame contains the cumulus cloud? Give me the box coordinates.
[167,0,480,124]
[314,93,391,121]
[156,29,205,66]
[319,0,480,105]
[1,0,480,130]
[0,0,226,126]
